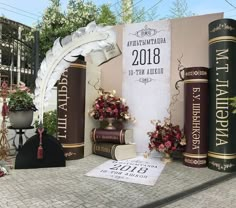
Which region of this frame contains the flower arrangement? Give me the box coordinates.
[0,160,10,177]
[148,118,186,156]
[89,89,133,121]
[8,82,37,112]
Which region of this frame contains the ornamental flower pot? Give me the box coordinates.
[104,118,116,130]
[161,152,173,163]
[7,82,37,128]
[88,88,134,128]
[147,118,186,160]
[9,111,34,128]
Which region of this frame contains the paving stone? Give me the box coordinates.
[0,155,235,208]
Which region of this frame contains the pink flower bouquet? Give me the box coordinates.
[148,118,186,155]
[89,89,133,121]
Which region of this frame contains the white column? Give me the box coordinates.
[0,23,2,65]
[0,23,2,86]
[17,26,23,86]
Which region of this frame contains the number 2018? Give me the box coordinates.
[132,48,160,65]
[110,164,148,174]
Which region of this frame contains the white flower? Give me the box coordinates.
[0,166,8,175]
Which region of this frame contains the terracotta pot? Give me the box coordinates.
[9,111,34,128]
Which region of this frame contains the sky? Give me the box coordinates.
[0,0,235,27]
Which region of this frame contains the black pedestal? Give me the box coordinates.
[8,126,34,151]
[15,133,66,169]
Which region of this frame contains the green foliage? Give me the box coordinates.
[66,0,99,32]
[36,0,117,56]
[37,0,67,55]
[97,4,117,26]
[169,0,194,19]
[132,7,148,23]
[230,97,236,114]
[8,90,37,112]
[115,0,147,23]
[35,110,57,136]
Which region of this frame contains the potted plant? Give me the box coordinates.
[8,82,37,128]
[34,110,57,136]
[88,89,134,129]
[147,118,186,162]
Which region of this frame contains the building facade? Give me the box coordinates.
[0,17,35,88]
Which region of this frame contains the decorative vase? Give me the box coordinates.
[105,118,116,130]
[161,152,173,163]
[9,111,33,128]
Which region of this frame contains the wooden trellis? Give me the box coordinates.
[0,80,10,160]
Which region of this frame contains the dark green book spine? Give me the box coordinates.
[208,19,236,172]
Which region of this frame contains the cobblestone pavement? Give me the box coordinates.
[163,177,236,208]
[0,155,235,208]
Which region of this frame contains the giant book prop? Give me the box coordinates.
[208,19,236,172]
[96,14,223,156]
[92,143,136,160]
[183,67,208,168]
[15,22,121,168]
[91,128,133,144]
[57,57,86,160]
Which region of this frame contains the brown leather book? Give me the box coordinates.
[91,128,133,144]
[57,57,86,160]
[92,143,136,160]
[183,67,208,168]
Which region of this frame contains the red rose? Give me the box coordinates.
[106,107,112,112]
[158,144,165,152]
[95,104,100,109]
[176,133,181,140]
[0,170,4,177]
[163,134,170,141]
[165,141,172,148]
[152,132,158,138]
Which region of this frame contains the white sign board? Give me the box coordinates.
[85,156,166,186]
[122,20,171,153]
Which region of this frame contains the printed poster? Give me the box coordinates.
[85,156,166,186]
[122,20,171,153]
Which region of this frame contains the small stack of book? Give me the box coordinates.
[91,128,136,160]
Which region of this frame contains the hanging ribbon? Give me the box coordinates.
[37,126,44,159]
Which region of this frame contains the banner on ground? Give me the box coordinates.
[85,156,166,186]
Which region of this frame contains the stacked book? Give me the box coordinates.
[91,128,136,160]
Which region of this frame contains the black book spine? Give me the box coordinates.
[208,19,236,172]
